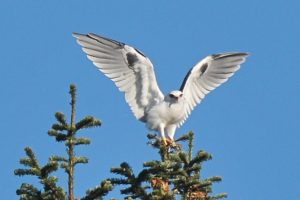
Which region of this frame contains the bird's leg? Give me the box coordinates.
[158,125,168,145]
[165,125,177,145]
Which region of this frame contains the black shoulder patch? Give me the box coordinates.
[126,52,139,67]
[179,68,192,91]
[179,62,208,91]
[200,63,208,74]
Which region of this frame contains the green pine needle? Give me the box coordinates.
[76,116,101,130]
[82,180,113,200]
[74,137,91,145]
[74,156,88,165]
[52,123,68,131]
[49,156,68,163]
[40,162,58,178]
[55,112,67,125]
[24,147,39,168]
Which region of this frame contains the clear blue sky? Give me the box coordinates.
[1,1,300,199]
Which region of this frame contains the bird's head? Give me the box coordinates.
[166,90,184,103]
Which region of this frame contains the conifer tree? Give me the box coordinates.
[109,133,227,200]
[15,84,111,200]
[15,84,227,200]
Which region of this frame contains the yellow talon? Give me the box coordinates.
[162,138,168,146]
[162,138,175,146]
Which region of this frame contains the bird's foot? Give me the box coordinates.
[162,137,176,147]
[161,138,168,146]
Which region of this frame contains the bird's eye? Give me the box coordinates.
[169,94,175,98]
[179,93,183,97]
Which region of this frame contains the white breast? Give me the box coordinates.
[145,100,186,131]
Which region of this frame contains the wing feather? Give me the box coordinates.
[73,33,164,121]
[178,52,248,126]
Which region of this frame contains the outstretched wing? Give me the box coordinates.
[179,52,248,126]
[73,33,164,121]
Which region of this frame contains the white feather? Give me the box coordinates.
[73,33,164,120]
[73,32,249,140]
[179,53,248,127]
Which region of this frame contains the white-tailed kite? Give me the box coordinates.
[73,33,248,144]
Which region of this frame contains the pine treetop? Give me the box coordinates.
[15,84,227,200]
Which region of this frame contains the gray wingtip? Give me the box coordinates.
[212,52,250,60]
[72,32,125,50]
[88,33,125,47]
[236,52,250,57]
[72,32,84,38]
[244,52,250,57]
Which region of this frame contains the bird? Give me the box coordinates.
[73,33,248,144]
